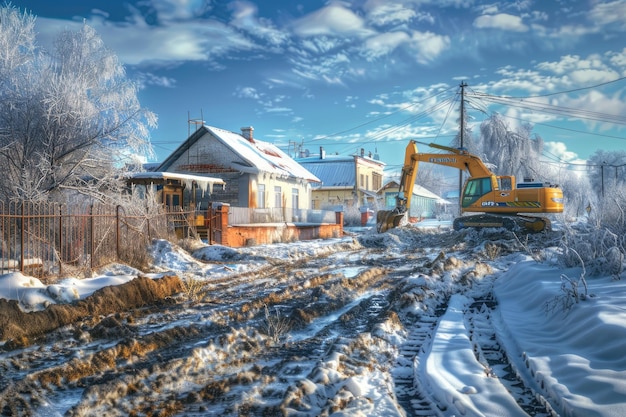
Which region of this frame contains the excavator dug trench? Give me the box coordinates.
[376,141,564,233]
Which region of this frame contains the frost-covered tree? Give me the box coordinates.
[0,5,156,203]
[478,113,545,181]
[587,149,626,197]
[586,149,626,233]
[558,171,593,220]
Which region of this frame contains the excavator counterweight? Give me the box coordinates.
[376,141,564,233]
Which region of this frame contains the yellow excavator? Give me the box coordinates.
[376,140,564,233]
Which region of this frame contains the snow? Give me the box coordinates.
[127,171,225,194]
[206,125,321,182]
[424,294,529,417]
[1,223,625,416]
[494,261,626,417]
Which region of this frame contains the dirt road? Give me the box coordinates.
[0,227,560,416]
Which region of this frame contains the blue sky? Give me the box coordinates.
[16,0,626,175]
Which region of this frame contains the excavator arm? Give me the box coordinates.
[376,141,418,232]
[377,140,496,232]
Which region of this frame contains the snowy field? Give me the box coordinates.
[0,222,625,416]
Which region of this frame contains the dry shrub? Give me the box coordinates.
[262,304,292,344]
[484,242,501,260]
[180,275,207,303]
[199,380,230,402]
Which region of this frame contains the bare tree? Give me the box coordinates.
[0,5,156,203]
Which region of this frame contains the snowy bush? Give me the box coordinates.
[558,223,624,278]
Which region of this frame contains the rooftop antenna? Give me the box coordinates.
[188,110,205,137]
[187,110,205,165]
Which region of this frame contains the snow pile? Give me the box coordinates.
[494,260,626,417]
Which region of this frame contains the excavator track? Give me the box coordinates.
[452,214,550,233]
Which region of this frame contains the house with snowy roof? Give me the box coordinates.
[294,147,385,212]
[380,180,452,221]
[155,125,320,212]
[127,125,343,246]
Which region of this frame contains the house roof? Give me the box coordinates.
[158,125,320,182]
[382,180,451,204]
[296,158,355,188]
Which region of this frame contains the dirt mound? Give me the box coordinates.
[0,275,184,347]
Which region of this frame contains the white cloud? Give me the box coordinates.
[473,13,529,32]
[364,3,423,27]
[588,0,626,30]
[408,31,451,64]
[147,0,210,22]
[362,31,410,60]
[234,86,261,100]
[535,54,620,84]
[36,15,256,67]
[291,3,373,37]
[135,72,177,89]
[545,141,580,162]
[608,48,626,69]
[229,1,289,47]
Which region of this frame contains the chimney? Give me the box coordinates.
[241,126,254,143]
[320,146,326,159]
[360,148,364,157]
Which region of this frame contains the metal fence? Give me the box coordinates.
[228,207,339,225]
[0,201,197,280]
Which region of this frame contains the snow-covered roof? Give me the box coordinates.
[296,158,355,188]
[412,184,450,204]
[206,126,320,182]
[127,171,225,194]
[383,180,451,204]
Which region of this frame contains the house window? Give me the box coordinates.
[258,184,266,208]
[366,176,369,190]
[292,188,299,209]
[274,186,282,208]
[373,172,382,190]
[360,174,364,187]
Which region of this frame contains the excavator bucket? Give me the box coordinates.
[376,210,405,233]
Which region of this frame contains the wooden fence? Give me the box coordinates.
[0,202,197,280]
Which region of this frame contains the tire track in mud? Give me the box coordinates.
[1,231,560,417]
[1,246,400,416]
[393,312,441,417]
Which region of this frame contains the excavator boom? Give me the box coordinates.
[377,141,564,233]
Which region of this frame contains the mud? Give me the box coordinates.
[0,275,183,346]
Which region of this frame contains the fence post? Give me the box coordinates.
[116,205,121,262]
[20,203,25,273]
[58,205,63,276]
[146,206,151,242]
[90,204,95,270]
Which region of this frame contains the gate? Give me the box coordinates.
[207,202,227,245]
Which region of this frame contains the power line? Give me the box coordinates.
[504,76,626,99]
[302,85,457,146]
[469,92,626,125]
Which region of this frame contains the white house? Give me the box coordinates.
[156,125,320,211]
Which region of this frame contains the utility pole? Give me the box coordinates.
[458,81,467,215]
[601,162,605,198]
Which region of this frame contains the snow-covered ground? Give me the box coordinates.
[0,222,624,416]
